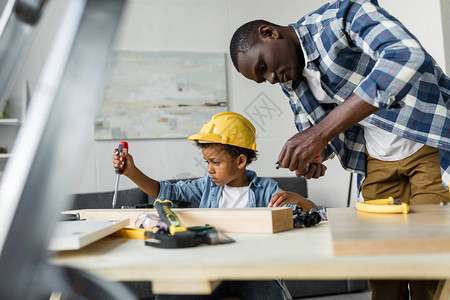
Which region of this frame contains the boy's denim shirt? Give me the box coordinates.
[157,170,292,209]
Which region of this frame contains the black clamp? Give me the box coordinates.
[293,208,322,228]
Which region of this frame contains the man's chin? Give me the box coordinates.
[290,69,303,81]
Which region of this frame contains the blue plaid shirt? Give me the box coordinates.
[280,0,450,190]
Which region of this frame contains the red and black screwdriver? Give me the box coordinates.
[112,141,128,208]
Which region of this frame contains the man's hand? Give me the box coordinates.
[278,94,379,176]
[295,155,327,179]
[278,125,328,174]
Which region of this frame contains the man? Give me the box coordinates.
[229,0,449,299]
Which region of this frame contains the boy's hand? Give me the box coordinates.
[269,190,317,211]
[112,148,135,176]
[269,191,304,207]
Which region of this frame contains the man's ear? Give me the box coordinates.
[237,154,248,169]
[258,25,280,40]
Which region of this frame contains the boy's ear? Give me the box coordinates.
[258,25,280,40]
[237,154,248,169]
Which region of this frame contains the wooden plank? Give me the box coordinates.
[152,279,222,295]
[327,204,450,256]
[62,207,293,234]
[49,219,129,251]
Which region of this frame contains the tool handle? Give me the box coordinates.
[115,141,128,174]
[154,199,187,235]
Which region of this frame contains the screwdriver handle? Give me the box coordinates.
[154,199,187,235]
[115,141,128,174]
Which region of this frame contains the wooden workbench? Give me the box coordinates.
[328,204,450,255]
[50,205,450,298]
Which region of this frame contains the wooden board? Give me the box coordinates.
[327,204,450,256]
[49,219,129,251]
[62,207,293,234]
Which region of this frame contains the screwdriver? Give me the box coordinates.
[112,141,128,208]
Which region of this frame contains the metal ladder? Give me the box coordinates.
[0,1,136,298]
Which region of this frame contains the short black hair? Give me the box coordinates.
[229,19,279,71]
[195,142,257,165]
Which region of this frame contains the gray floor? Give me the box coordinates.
[299,290,372,300]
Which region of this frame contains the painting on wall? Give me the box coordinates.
[94,51,228,140]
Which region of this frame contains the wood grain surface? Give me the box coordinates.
[327,204,450,255]
[51,222,450,295]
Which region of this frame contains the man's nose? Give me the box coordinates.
[265,72,278,84]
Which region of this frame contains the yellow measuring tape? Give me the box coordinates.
[356,197,409,214]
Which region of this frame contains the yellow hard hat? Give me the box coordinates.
[188,112,257,151]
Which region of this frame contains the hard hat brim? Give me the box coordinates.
[187,133,222,144]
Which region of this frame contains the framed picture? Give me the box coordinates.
[95,51,228,140]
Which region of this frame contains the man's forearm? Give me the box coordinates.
[316,94,379,142]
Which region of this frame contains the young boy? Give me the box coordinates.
[112,112,316,300]
[113,111,316,211]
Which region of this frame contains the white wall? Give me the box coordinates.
[378,0,446,71]
[441,0,450,75]
[10,0,449,208]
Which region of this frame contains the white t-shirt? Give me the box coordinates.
[299,41,423,161]
[219,185,249,208]
[358,119,423,161]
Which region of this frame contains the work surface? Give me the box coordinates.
[50,205,450,295]
[328,204,450,255]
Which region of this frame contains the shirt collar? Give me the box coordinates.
[246,169,262,187]
[289,23,320,62]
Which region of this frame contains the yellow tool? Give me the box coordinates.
[154,199,188,235]
[113,227,147,240]
[356,197,409,214]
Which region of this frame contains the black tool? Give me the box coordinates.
[145,229,225,248]
[145,199,234,248]
[293,208,322,228]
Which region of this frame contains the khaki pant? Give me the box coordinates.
[361,145,449,300]
[362,145,449,205]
